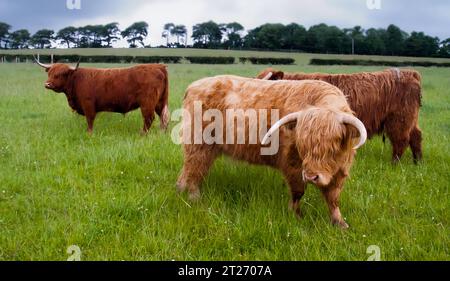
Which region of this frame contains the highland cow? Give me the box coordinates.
[35,57,170,134]
[177,75,367,228]
[257,68,423,163]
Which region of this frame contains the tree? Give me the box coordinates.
[10,29,30,49]
[192,21,222,48]
[403,32,439,57]
[437,38,450,58]
[304,24,328,53]
[59,24,120,48]
[0,22,11,49]
[171,25,187,46]
[222,22,244,49]
[77,25,108,48]
[303,24,325,53]
[122,21,149,48]
[84,25,105,47]
[323,25,348,54]
[30,29,54,49]
[364,28,386,55]
[162,23,175,47]
[56,26,78,48]
[298,23,350,54]
[102,22,121,47]
[385,24,407,56]
[344,26,367,54]
[282,23,307,50]
[244,23,285,50]
[78,25,94,47]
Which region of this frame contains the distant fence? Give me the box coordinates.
[0,54,296,65]
[310,58,450,67]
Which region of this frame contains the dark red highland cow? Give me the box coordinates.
[258,68,423,163]
[35,57,170,134]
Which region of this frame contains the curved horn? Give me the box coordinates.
[340,113,367,149]
[70,57,81,71]
[33,55,52,69]
[261,112,303,145]
[261,72,273,80]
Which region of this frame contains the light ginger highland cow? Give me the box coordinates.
[177,76,367,228]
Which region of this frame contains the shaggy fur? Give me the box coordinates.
[178,75,366,228]
[39,63,170,133]
[257,68,423,163]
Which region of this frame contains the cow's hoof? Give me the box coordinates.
[293,209,303,219]
[333,220,349,229]
[188,190,201,202]
[176,183,186,193]
[289,201,303,219]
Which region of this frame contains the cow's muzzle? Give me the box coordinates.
[45,82,53,89]
[302,171,320,184]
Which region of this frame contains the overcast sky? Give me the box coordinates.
[0,0,448,47]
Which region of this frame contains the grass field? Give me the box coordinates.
[0,49,449,261]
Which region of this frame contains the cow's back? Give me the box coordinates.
[184,75,348,112]
[285,70,411,137]
[183,76,349,165]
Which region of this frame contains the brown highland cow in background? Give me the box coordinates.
[257,68,423,163]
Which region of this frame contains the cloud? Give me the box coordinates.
[0,0,448,47]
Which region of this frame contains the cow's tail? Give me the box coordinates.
[160,66,170,131]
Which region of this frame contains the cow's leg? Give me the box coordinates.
[321,175,348,229]
[409,126,423,164]
[391,139,409,163]
[177,145,218,201]
[82,104,96,134]
[86,115,96,134]
[140,103,156,134]
[385,118,411,163]
[155,104,170,131]
[283,171,307,218]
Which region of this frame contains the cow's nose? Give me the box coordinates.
[45,82,51,88]
[303,171,319,182]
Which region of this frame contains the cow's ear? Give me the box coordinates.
[285,122,297,130]
[272,71,284,80]
[342,124,359,147]
[45,68,49,73]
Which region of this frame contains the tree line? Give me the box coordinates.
[0,21,149,49]
[0,20,448,58]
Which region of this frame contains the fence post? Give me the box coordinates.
[51,54,54,64]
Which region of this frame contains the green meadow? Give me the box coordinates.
[0,49,448,260]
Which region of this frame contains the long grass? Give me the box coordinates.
[0,49,448,260]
